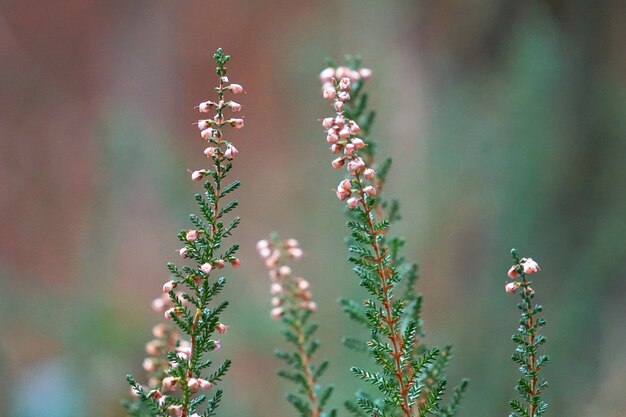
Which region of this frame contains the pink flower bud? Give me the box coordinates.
[143,358,157,372]
[228,101,242,112]
[285,238,299,248]
[229,118,245,129]
[191,170,207,181]
[201,128,214,140]
[359,68,373,79]
[201,263,212,274]
[146,340,160,356]
[198,120,210,130]
[164,308,179,320]
[271,296,281,307]
[270,283,282,295]
[228,83,244,94]
[186,229,199,241]
[215,323,229,334]
[163,280,176,293]
[288,247,303,259]
[204,146,217,158]
[319,67,335,82]
[256,239,270,251]
[334,101,344,111]
[258,247,271,258]
[152,323,168,338]
[522,258,540,275]
[162,376,177,391]
[507,265,520,279]
[169,405,183,417]
[348,121,361,135]
[363,168,376,180]
[363,186,377,197]
[198,379,213,390]
[212,340,221,350]
[198,101,214,113]
[230,258,241,268]
[339,77,351,90]
[351,138,365,149]
[338,91,350,102]
[339,127,350,138]
[334,115,345,126]
[323,86,336,100]
[307,301,318,312]
[505,281,519,294]
[336,188,351,201]
[339,179,352,191]
[278,265,291,276]
[326,130,339,144]
[215,259,226,269]
[151,297,165,312]
[347,158,365,174]
[347,196,360,209]
[224,144,238,160]
[332,157,345,169]
[188,378,199,391]
[270,307,283,319]
[296,278,310,290]
[344,143,355,155]
[322,117,335,129]
[178,248,188,258]
[330,144,342,154]
[335,66,349,79]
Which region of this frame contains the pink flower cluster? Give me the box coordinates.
[256,238,316,318]
[505,257,541,294]
[190,75,244,182]
[320,67,378,208]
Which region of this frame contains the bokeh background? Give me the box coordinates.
[1,0,625,416]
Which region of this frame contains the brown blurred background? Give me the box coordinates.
[1,0,625,416]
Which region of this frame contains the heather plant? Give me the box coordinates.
[125,48,244,417]
[505,250,549,417]
[317,60,468,417]
[257,236,336,417]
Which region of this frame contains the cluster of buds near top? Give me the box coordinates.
[320,68,377,209]
[505,257,541,294]
[256,238,316,318]
[190,75,244,182]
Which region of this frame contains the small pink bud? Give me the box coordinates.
[164,308,178,320]
[319,67,335,82]
[326,130,339,144]
[187,378,199,391]
[215,259,226,269]
[204,146,217,158]
[507,265,520,279]
[191,170,207,181]
[332,157,345,169]
[270,307,283,319]
[198,120,210,130]
[163,280,176,293]
[505,281,520,294]
[347,196,360,209]
[522,258,540,275]
[285,239,299,248]
[256,240,270,251]
[330,144,342,154]
[201,128,214,140]
[212,340,221,350]
[228,101,242,112]
[338,91,350,102]
[339,77,351,91]
[339,179,352,191]
[288,247,303,259]
[351,138,365,149]
[363,168,376,180]
[215,323,229,334]
[359,68,373,79]
[322,117,335,129]
[169,405,183,417]
[146,340,160,356]
[344,143,355,155]
[198,101,214,113]
[152,323,168,338]
[347,158,365,174]
[201,263,212,274]
[151,297,166,312]
[178,248,188,258]
[229,118,244,129]
[278,265,291,276]
[348,121,361,135]
[334,115,345,126]
[270,283,283,295]
[334,101,344,111]
[198,379,213,390]
[339,127,350,138]
[307,301,318,312]
[259,247,271,258]
[323,86,336,100]
[224,144,239,160]
[296,278,310,290]
[143,358,157,372]
[363,186,377,197]
[335,66,349,79]
[162,376,177,391]
[271,296,281,307]
[186,229,199,241]
[230,258,241,268]
[228,83,244,94]
[336,188,351,201]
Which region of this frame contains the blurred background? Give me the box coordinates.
[1,0,625,416]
